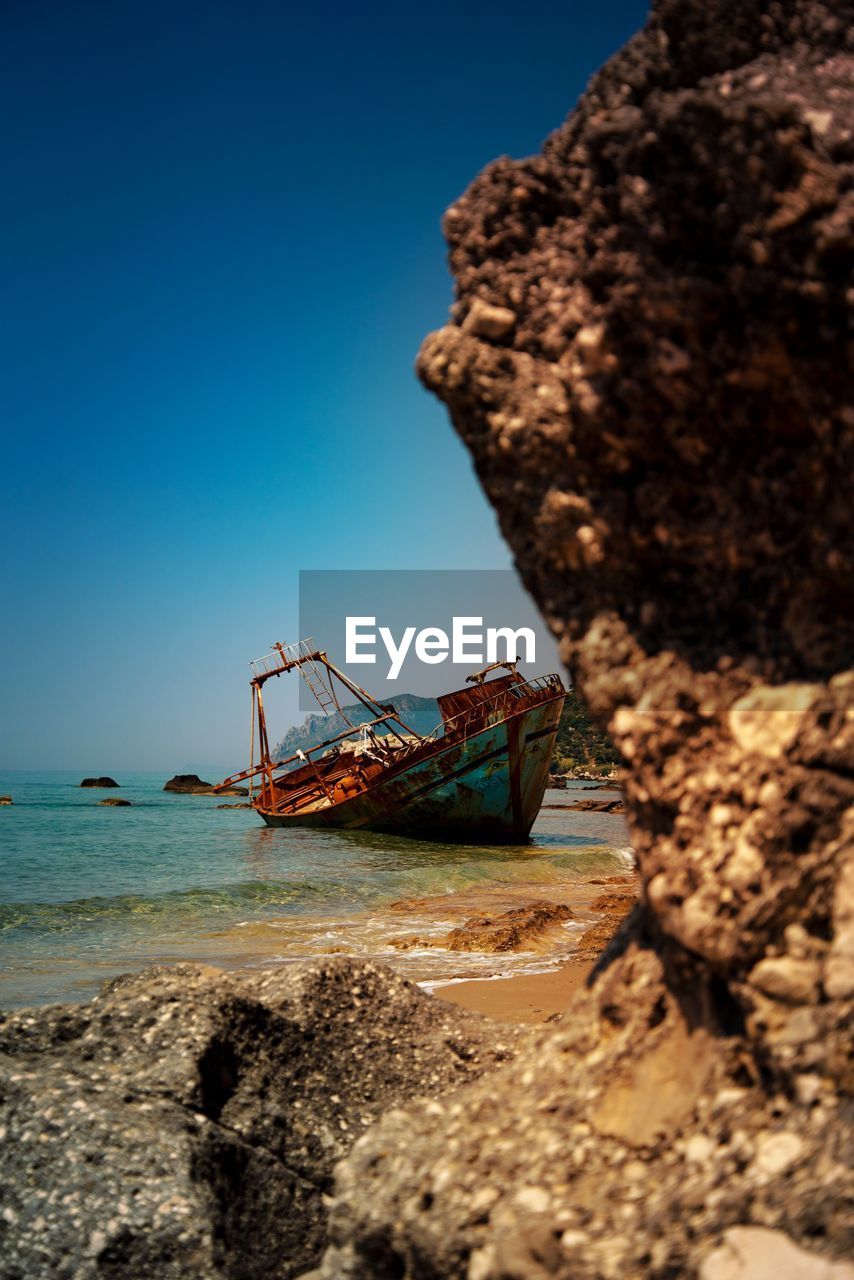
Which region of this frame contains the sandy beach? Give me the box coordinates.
[435,957,593,1023]
[432,875,635,1023]
[0,774,633,1007]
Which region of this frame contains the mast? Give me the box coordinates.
[249,639,422,745]
[213,639,427,796]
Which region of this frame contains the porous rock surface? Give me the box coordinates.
[0,959,521,1279]
[314,1,854,1276]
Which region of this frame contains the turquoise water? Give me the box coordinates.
[0,772,632,1007]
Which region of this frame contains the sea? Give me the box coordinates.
[0,772,633,1009]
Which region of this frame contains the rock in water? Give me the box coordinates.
[444,901,574,952]
[314,0,854,1275]
[163,773,214,793]
[545,797,624,812]
[162,776,248,796]
[0,960,522,1279]
[0,795,12,805]
[98,798,132,806]
[391,901,576,954]
[80,777,119,788]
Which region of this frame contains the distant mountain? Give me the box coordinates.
[273,694,440,763]
[272,686,619,774]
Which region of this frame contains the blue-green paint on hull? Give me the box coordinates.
[261,695,563,841]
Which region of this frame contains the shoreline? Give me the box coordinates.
[429,880,635,1024]
[1,774,634,1008]
[432,956,593,1023]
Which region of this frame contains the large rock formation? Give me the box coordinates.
[0,960,521,1278]
[313,0,854,1275]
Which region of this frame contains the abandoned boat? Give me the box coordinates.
[214,640,566,840]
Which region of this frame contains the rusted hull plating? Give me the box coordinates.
[258,695,563,841]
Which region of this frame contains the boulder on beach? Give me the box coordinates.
[0,959,524,1279]
[163,774,214,794]
[391,901,575,955]
[445,901,574,953]
[310,0,854,1275]
[98,798,131,807]
[80,777,119,788]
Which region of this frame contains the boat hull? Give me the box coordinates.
[258,694,563,841]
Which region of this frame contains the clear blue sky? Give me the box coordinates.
[1,0,648,771]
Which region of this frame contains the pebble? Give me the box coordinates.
[463,300,517,341]
[752,1131,803,1176]
[685,1134,715,1164]
[794,1075,822,1106]
[514,1186,551,1214]
[728,684,818,759]
[701,1226,854,1279]
[749,956,820,1004]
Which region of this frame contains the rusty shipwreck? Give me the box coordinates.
[214,640,566,840]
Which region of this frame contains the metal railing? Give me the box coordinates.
[249,670,565,815]
[264,672,565,815]
[421,672,565,745]
[249,638,317,680]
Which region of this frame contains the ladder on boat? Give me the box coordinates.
[249,639,341,716]
[298,650,339,716]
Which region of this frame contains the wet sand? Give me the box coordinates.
[435,958,592,1024]
[433,876,637,1025]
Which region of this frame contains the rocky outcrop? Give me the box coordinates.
[392,901,575,954]
[562,767,618,781]
[444,902,574,952]
[164,775,248,796]
[312,0,854,1275]
[164,774,213,793]
[0,960,523,1279]
[573,890,638,960]
[545,797,625,812]
[80,777,119,788]
[98,798,131,806]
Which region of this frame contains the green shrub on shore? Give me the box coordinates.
[553,688,620,773]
